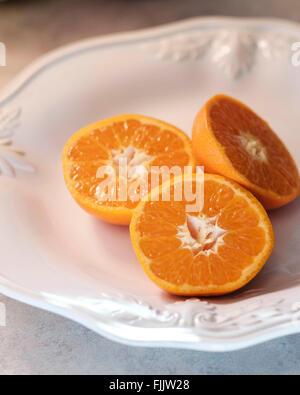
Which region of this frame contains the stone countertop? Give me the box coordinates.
[1,294,300,375]
[0,0,300,375]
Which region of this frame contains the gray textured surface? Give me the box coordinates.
[1,294,300,375]
[1,0,300,375]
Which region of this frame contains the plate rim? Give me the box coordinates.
[1,15,300,104]
[1,16,300,352]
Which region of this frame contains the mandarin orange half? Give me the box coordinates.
[62,114,195,225]
[192,94,300,209]
[130,173,274,296]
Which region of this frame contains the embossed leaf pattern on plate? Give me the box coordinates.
[143,30,298,78]
[0,106,35,176]
[38,291,300,337]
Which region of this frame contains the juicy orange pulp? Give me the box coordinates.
[130,174,274,296]
[62,114,195,225]
[192,94,300,209]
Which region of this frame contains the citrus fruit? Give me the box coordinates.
[192,94,300,209]
[130,173,274,296]
[62,114,195,225]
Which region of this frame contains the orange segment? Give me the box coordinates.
[190,254,211,286]
[139,236,182,259]
[62,114,195,225]
[202,180,234,217]
[151,150,192,167]
[68,161,108,198]
[217,196,260,230]
[113,119,142,147]
[147,130,186,154]
[90,126,120,150]
[136,215,179,237]
[150,249,194,286]
[130,174,274,296]
[68,135,110,162]
[192,94,300,209]
[143,201,186,226]
[223,228,266,256]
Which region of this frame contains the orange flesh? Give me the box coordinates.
[192,94,300,209]
[62,115,195,225]
[130,174,274,296]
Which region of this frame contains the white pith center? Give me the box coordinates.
[238,132,267,162]
[111,146,152,181]
[177,214,227,255]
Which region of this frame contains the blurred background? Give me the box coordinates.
[1,0,300,86]
[1,0,300,376]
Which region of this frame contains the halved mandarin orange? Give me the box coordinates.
[192,94,300,209]
[130,173,274,296]
[62,114,195,225]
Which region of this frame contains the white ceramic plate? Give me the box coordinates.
[1,17,300,352]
